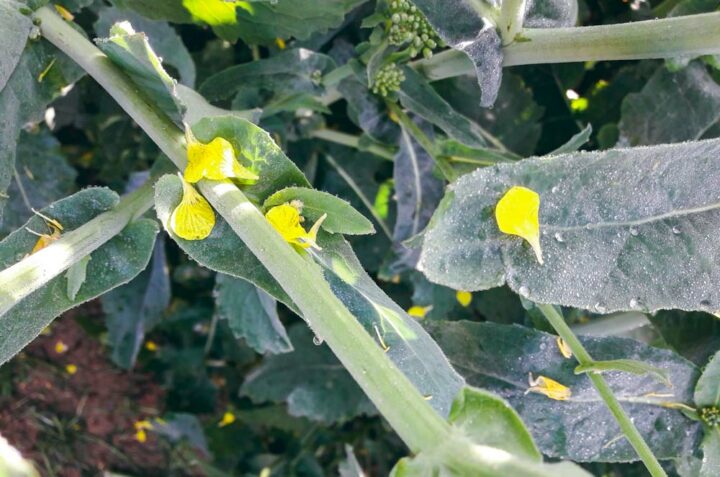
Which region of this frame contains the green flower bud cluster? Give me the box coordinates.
[372,63,405,97]
[701,406,720,427]
[387,0,441,59]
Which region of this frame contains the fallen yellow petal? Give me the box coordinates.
[135,429,147,443]
[556,337,573,359]
[265,203,325,250]
[525,373,571,401]
[456,290,472,307]
[54,340,68,354]
[170,176,216,241]
[54,4,74,21]
[65,364,78,375]
[145,340,159,352]
[495,186,544,264]
[408,305,431,319]
[219,411,236,427]
[185,129,258,184]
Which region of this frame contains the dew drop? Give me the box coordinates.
[551,186,560,194]
[629,227,639,236]
[629,298,639,309]
[594,303,607,313]
[519,286,530,297]
[672,226,681,235]
[554,232,565,243]
[312,335,324,346]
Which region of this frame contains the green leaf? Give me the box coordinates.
[695,350,720,407]
[199,48,335,103]
[95,20,185,123]
[575,359,672,387]
[95,6,196,86]
[176,84,261,125]
[214,273,292,355]
[699,428,720,477]
[0,188,159,365]
[550,124,592,155]
[65,254,90,300]
[151,413,209,455]
[411,0,502,107]
[666,0,720,71]
[418,138,720,314]
[649,310,720,366]
[0,127,77,237]
[241,324,376,423]
[426,320,702,462]
[189,116,310,203]
[0,39,83,225]
[102,236,170,368]
[398,67,488,148]
[263,186,375,235]
[0,0,33,92]
[338,445,366,477]
[619,62,720,146]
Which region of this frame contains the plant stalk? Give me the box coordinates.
[309,128,396,161]
[499,0,528,45]
[35,6,451,453]
[536,304,667,477]
[415,12,720,80]
[0,182,154,316]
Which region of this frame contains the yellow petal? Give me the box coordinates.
[170,178,216,240]
[65,364,78,375]
[54,340,68,354]
[135,429,147,443]
[556,337,573,359]
[495,186,544,264]
[265,204,324,250]
[408,305,431,319]
[456,290,472,307]
[145,340,159,352]
[218,411,236,427]
[525,373,571,401]
[185,133,258,184]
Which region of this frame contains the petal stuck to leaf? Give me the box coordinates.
[495,186,543,264]
[525,373,571,401]
[170,176,216,241]
[265,203,326,250]
[455,290,472,307]
[184,128,258,184]
[556,337,573,359]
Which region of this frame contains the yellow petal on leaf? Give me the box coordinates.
[495,186,544,264]
[265,204,325,250]
[184,129,258,184]
[408,305,432,319]
[170,176,216,241]
[525,373,571,401]
[556,337,573,359]
[455,290,472,307]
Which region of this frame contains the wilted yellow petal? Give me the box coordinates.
[456,290,472,307]
[135,429,147,443]
[65,364,78,375]
[265,204,325,250]
[525,373,571,401]
[275,37,286,49]
[145,340,159,351]
[556,337,573,359]
[28,210,64,254]
[134,420,153,430]
[218,411,236,427]
[408,305,431,319]
[184,129,258,184]
[54,4,74,21]
[495,186,544,264]
[170,177,216,240]
[54,340,68,354]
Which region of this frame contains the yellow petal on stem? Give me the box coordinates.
[525,373,572,401]
[495,186,544,264]
[184,129,258,184]
[265,205,326,250]
[456,290,472,307]
[170,177,216,241]
[556,337,573,359]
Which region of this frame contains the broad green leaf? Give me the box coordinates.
[263,187,375,235]
[426,320,702,462]
[0,188,159,365]
[0,39,83,225]
[189,116,310,203]
[199,48,335,103]
[398,67,488,148]
[151,413,209,455]
[435,73,545,156]
[418,138,720,314]
[95,21,185,123]
[411,0,502,107]
[0,1,33,92]
[575,359,671,387]
[102,236,170,368]
[390,121,444,272]
[313,231,465,417]
[0,127,77,237]
[619,62,720,146]
[694,350,720,407]
[95,6,196,86]
[241,324,376,423]
[650,310,720,366]
[214,273,292,355]
[65,254,90,300]
[699,428,720,477]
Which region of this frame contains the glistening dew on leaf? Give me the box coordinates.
[265,202,326,251]
[170,175,216,241]
[525,373,572,401]
[495,186,544,265]
[184,126,258,184]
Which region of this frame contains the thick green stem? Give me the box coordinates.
[35,6,450,453]
[536,304,667,477]
[499,0,528,45]
[415,12,720,80]
[309,128,396,161]
[0,182,154,316]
